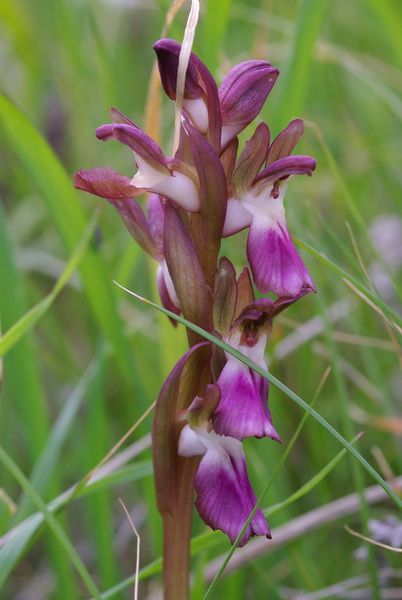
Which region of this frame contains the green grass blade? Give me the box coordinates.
[0,94,134,385]
[0,446,102,600]
[0,460,151,585]
[114,283,402,509]
[202,0,233,74]
[271,0,327,127]
[0,213,98,356]
[95,442,351,599]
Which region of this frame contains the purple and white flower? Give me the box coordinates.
[74,108,199,212]
[213,327,280,441]
[224,119,317,297]
[179,422,270,547]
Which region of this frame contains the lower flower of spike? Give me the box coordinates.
[178,423,271,547]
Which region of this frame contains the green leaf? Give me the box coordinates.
[0,446,103,599]
[0,213,98,356]
[0,94,135,385]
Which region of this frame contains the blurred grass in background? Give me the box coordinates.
[0,0,401,598]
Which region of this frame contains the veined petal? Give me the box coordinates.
[179,425,271,547]
[267,119,304,165]
[247,215,316,297]
[97,123,170,173]
[153,38,221,151]
[233,122,270,197]
[74,167,142,200]
[219,61,279,146]
[153,38,203,100]
[213,345,280,441]
[253,155,316,195]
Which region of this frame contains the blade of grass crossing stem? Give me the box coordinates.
[0,95,135,388]
[95,441,351,599]
[202,0,233,74]
[114,283,402,510]
[0,202,48,461]
[0,213,98,356]
[203,367,330,598]
[0,446,103,600]
[270,0,327,129]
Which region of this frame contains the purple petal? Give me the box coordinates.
[194,432,271,546]
[109,107,138,127]
[247,218,316,297]
[267,119,304,165]
[253,155,316,194]
[233,122,271,197]
[96,123,170,173]
[74,167,142,200]
[213,355,280,441]
[153,38,203,100]
[146,193,164,255]
[111,197,160,259]
[154,38,222,152]
[219,61,279,146]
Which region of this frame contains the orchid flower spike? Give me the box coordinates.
[224,119,317,297]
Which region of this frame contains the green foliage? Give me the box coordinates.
[0,1,401,599]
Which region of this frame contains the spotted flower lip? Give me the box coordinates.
[74,113,200,212]
[178,423,271,547]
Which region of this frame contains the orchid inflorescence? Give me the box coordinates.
[74,39,316,553]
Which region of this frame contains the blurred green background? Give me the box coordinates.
[0,0,401,598]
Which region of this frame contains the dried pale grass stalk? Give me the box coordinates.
[144,0,189,142]
[173,0,200,154]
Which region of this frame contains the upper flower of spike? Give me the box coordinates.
[219,61,279,149]
[153,38,221,151]
[74,108,200,212]
[223,119,316,297]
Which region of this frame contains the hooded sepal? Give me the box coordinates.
[219,61,279,148]
[266,118,304,165]
[179,424,271,547]
[233,121,270,198]
[153,38,222,152]
[74,167,143,200]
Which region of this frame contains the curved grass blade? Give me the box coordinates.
[114,282,402,510]
[0,213,98,356]
[0,94,134,385]
[0,446,103,600]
